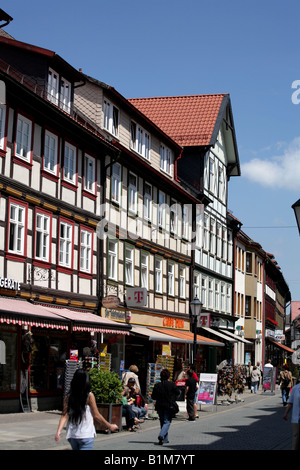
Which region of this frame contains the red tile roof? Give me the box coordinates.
[129,94,228,147]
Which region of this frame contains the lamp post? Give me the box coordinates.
[190,296,203,369]
[292,199,300,235]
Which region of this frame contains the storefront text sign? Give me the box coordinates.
[0,277,20,291]
[163,317,184,329]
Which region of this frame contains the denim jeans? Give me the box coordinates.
[68,437,94,450]
[282,387,290,404]
[157,408,172,443]
[132,405,147,419]
[251,381,258,393]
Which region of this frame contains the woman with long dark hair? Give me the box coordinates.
[55,369,118,450]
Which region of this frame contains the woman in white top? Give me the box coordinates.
[55,369,118,450]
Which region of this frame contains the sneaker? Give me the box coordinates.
[158,436,164,445]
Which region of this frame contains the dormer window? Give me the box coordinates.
[47,68,72,114]
[103,98,119,137]
[130,121,151,161]
[160,144,172,175]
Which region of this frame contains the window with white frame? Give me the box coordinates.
[48,68,59,105]
[0,104,6,150]
[60,78,71,113]
[217,223,222,258]
[84,153,96,194]
[59,220,73,268]
[103,98,119,137]
[182,204,190,240]
[210,218,215,254]
[218,164,225,201]
[44,130,58,174]
[108,239,118,281]
[226,285,231,313]
[131,121,151,161]
[220,283,225,311]
[201,276,207,308]
[209,157,214,192]
[168,262,175,296]
[80,228,92,273]
[193,272,200,299]
[158,190,166,228]
[8,202,26,255]
[125,245,134,286]
[141,252,149,289]
[170,199,178,235]
[215,281,220,311]
[160,144,172,174]
[179,266,186,298]
[128,172,138,214]
[155,257,162,293]
[35,211,51,262]
[111,163,121,204]
[144,182,152,221]
[64,141,76,184]
[208,279,213,308]
[203,214,209,251]
[15,113,32,162]
[222,227,227,259]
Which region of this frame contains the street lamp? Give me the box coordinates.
[190,296,203,368]
[292,199,300,235]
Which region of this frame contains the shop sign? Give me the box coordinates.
[0,277,20,291]
[125,288,147,307]
[197,373,218,405]
[198,313,211,327]
[162,344,171,356]
[102,296,120,308]
[163,317,184,329]
[70,349,78,361]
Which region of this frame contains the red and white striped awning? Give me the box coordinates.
[0,298,69,330]
[45,307,130,335]
[0,298,130,335]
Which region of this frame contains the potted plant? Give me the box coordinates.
[89,369,123,432]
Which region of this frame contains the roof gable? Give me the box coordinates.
[129,93,241,176]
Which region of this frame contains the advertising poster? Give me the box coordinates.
[197,373,218,405]
[263,366,277,393]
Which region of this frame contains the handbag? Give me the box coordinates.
[169,401,179,417]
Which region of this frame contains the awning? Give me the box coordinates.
[267,337,295,353]
[45,307,131,335]
[0,298,130,335]
[0,297,69,330]
[131,325,188,343]
[221,330,252,344]
[149,327,224,346]
[201,326,237,343]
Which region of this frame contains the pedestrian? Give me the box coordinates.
[187,364,199,419]
[250,365,260,393]
[246,362,253,390]
[279,364,293,406]
[123,378,147,419]
[151,368,180,445]
[121,390,144,432]
[122,365,141,392]
[283,379,300,449]
[185,370,198,421]
[256,361,262,390]
[55,369,118,450]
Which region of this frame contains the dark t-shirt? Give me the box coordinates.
[185,377,197,399]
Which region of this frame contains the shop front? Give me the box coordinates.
[102,306,224,394]
[0,297,131,413]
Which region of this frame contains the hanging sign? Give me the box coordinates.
[125,288,147,307]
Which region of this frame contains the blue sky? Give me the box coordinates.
[2,0,300,301]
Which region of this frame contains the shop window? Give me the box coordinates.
[0,327,18,393]
[30,332,68,392]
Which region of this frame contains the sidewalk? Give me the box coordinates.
[0,387,279,450]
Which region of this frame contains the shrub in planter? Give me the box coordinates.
[89,369,123,432]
